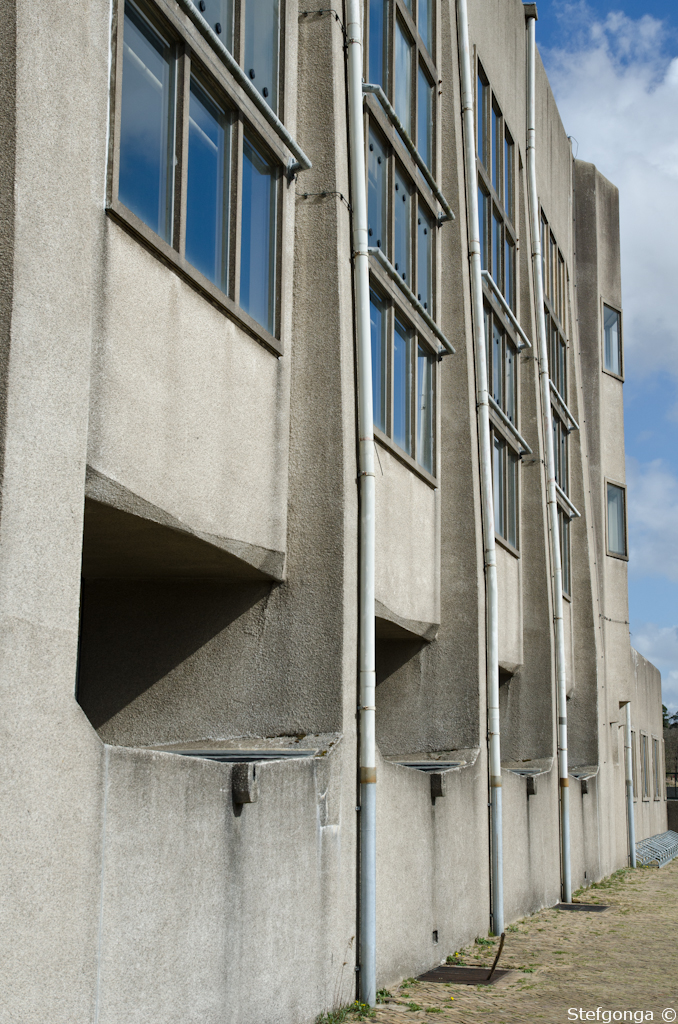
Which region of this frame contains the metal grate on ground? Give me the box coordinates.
[635,829,678,867]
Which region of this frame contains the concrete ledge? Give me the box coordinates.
[83,467,286,581]
[375,599,439,641]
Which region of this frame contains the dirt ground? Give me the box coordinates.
[322,860,678,1024]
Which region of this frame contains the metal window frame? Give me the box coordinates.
[368,274,440,481]
[107,0,299,356]
[605,477,629,561]
[601,297,624,381]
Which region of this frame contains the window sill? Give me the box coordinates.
[374,427,437,488]
[368,261,441,355]
[602,367,624,383]
[606,549,629,562]
[106,200,283,358]
[495,533,520,559]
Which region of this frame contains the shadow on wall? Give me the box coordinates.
[77,579,271,733]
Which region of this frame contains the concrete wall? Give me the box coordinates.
[0,0,668,1020]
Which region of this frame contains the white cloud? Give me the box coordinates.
[626,456,678,581]
[630,622,678,712]
[542,5,678,379]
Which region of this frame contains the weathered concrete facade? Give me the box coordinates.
[0,0,667,1020]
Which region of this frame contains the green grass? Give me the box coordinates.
[315,1001,375,1023]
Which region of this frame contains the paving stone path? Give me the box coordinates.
[320,860,678,1024]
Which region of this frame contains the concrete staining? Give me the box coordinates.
[0,0,668,1022]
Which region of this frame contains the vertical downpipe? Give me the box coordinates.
[346,0,377,1004]
[456,0,504,935]
[525,10,572,903]
[624,703,637,867]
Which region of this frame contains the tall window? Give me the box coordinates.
[485,308,520,549]
[369,290,436,474]
[112,0,285,346]
[477,63,516,311]
[366,0,442,478]
[477,64,520,548]
[541,208,576,592]
[641,734,649,800]
[606,482,627,558]
[603,304,622,376]
[653,737,661,799]
[631,730,638,799]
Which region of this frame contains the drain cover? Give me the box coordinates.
[417,966,511,986]
[555,902,609,912]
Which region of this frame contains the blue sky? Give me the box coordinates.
[536,0,678,711]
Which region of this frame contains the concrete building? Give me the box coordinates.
[0,0,667,1020]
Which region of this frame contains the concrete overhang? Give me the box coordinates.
[375,599,439,641]
[82,467,286,581]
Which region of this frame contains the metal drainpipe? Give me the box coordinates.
[525,9,572,903]
[624,703,637,867]
[346,0,377,1005]
[456,0,504,935]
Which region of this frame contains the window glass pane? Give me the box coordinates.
[200,0,233,51]
[541,214,548,297]
[417,206,432,312]
[370,290,387,432]
[553,417,561,488]
[368,127,387,250]
[492,211,501,286]
[492,324,502,407]
[560,509,570,595]
[607,483,626,556]
[369,0,387,88]
[507,451,518,547]
[394,166,412,286]
[119,3,175,242]
[478,185,488,270]
[395,22,412,135]
[393,320,412,454]
[417,65,433,169]
[491,104,500,193]
[505,340,516,423]
[604,304,621,375]
[560,422,568,493]
[418,0,432,53]
[558,336,566,399]
[186,78,230,291]
[504,237,514,310]
[417,345,434,473]
[484,305,491,384]
[493,435,504,537]
[477,74,485,165]
[504,131,514,221]
[240,136,276,333]
[558,254,565,322]
[244,0,279,109]
[549,234,556,305]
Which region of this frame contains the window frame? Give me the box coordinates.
[107,0,290,356]
[641,732,650,801]
[631,729,638,799]
[652,736,661,800]
[476,60,518,314]
[601,299,624,381]
[605,478,628,561]
[484,302,521,553]
[370,280,438,485]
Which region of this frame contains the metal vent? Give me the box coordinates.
[171,749,317,763]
